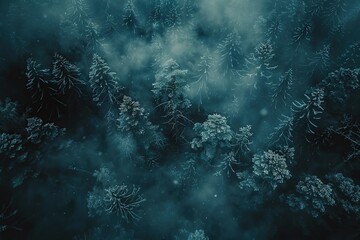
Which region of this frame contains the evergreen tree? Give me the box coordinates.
[0,99,20,132]
[152,59,191,137]
[85,21,101,55]
[307,44,331,77]
[122,0,138,34]
[268,115,294,146]
[271,68,293,108]
[117,95,165,148]
[26,58,65,118]
[266,13,283,41]
[292,21,312,49]
[292,88,325,140]
[165,5,181,31]
[192,53,213,108]
[242,41,277,89]
[117,95,150,135]
[214,151,239,177]
[89,54,120,111]
[287,175,335,218]
[324,0,346,24]
[339,42,360,68]
[217,33,243,81]
[52,53,84,95]
[191,114,233,162]
[103,14,119,37]
[87,169,146,223]
[327,173,360,217]
[319,68,359,108]
[66,0,90,31]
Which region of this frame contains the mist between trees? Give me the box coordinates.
[1,0,360,239]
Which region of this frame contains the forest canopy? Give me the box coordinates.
[0,0,360,239]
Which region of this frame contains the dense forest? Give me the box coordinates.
[0,0,360,239]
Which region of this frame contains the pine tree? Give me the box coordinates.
[307,44,331,77]
[147,0,163,33]
[215,151,239,177]
[87,169,146,223]
[25,117,65,145]
[327,115,360,161]
[339,42,360,68]
[292,21,312,49]
[26,58,65,118]
[271,68,293,108]
[292,88,325,138]
[217,33,243,80]
[252,150,292,190]
[66,0,89,29]
[0,99,19,132]
[0,202,21,233]
[233,125,253,153]
[191,114,233,162]
[307,0,326,17]
[327,173,360,217]
[284,0,306,22]
[266,13,283,41]
[268,115,294,146]
[242,41,277,88]
[122,0,138,34]
[319,68,359,107]
[152,59,191,137]
[187,229,209,240]
[103,184,146,222]
[192,53,213,108]
[89,54,119,110]
[85,21,101,55]
[103,14,119,37]
[324,0,346,24]
[287,175,335,218]
[165,5,181,31]
[52,53,84,95]
[117,95,151,135]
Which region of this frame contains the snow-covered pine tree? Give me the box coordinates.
[286,175,335,218]
[87,168,146,222]
[242,41,277,89]
[319,68,359,109]
[66,0,89,30]
[116,94,166,150]
[89,54,119,111]
[164,4,181,31]
[268,115,294,146]
[52,53,84,96]
[85,21,101,55]
[327,173,360,217]
[324,0,346,25]
[271,68,293,108]
[292,88,325,141]
[0,99,20,132]
[192,53,213,108]
[292,21,312,49]
[190,113,233,162]
[339,42,360,68]
[251,150,291,190]
[307,44,331,77]
[266,13,283,42]
[217,33,243,81]
[245,42,277,84]
[103,14,119,37]
[26,58,65,118]
[238,149,292,193]
[122,0,138,34]
[152,59,191,138]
